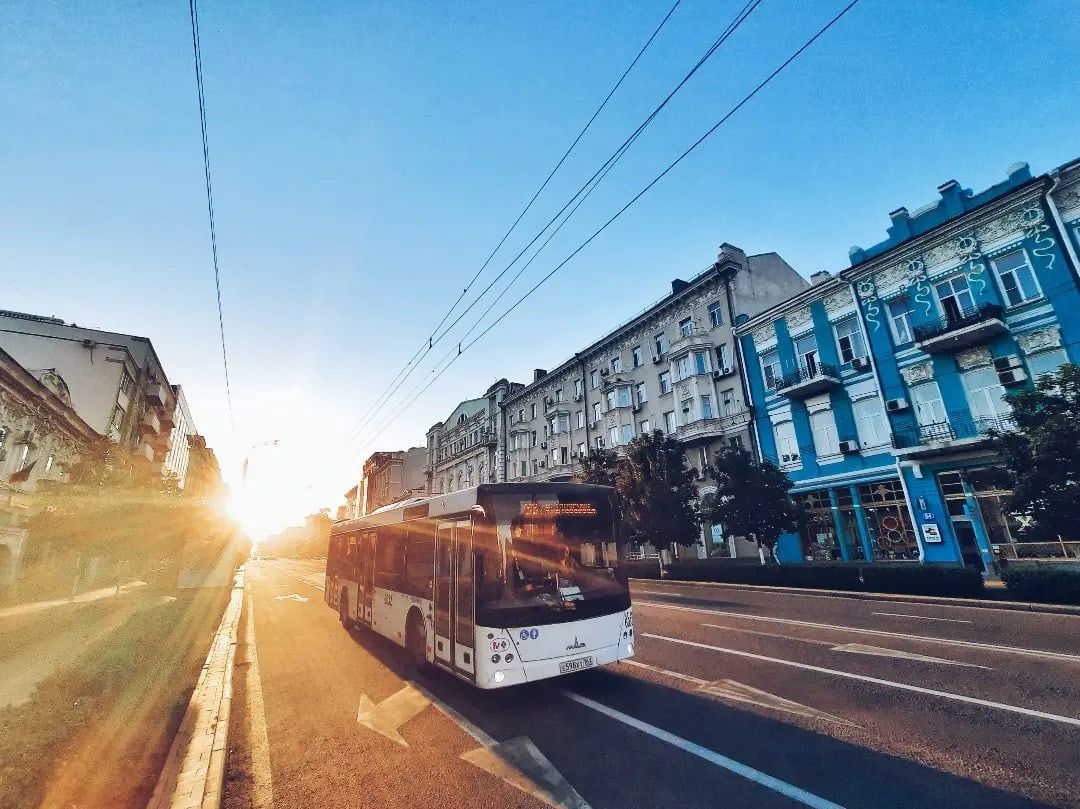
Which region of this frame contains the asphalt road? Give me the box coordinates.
[221,560,1080,809]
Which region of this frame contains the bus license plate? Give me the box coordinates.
[559,655,594,674]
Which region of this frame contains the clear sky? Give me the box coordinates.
[2,1,1077,537]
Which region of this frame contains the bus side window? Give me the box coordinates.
[403,535,435,598]
[374,525,404,590]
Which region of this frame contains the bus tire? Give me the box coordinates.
[339,589,353,630]
[406,610,428,670]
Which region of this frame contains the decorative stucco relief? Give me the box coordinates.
[1015,327,1062,355]
[823,287,854,314]
[786,307,812,331]
[903,258,934,318]
[856,279,882,332]
[1055,179,1080,220]
[1020,204,1057,273]
[955,346,992,370]
[899,362,934,385]
[752,326,776,348]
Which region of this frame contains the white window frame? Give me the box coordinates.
[635,382,647,405]
[659,371,672,394]
[632,345,643,367]
[991,248,1042,307]
[934,275,976,321]
[700,394,714,420]
[679,317,694,337]
[611,356,623,373]
[760,350,781,390]
[911,381,947,427]
[773,421,800,467]
[654,332,667,356]
[833,318,866,365]
[961,367,1011,421]
[852,396,890,449]
[794,333,819,375]
[887,297,915,345]
[708,301,723,328]
[810,408,841,460]
[663,410,676,434]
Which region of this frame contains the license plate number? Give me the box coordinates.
[559,655,594,674]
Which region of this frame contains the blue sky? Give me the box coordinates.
[2,0,1077,533]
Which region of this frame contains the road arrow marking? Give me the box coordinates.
[831,643,992,669]
[274,593,309,603]
[699,679,857,726]
[356,684,431,746]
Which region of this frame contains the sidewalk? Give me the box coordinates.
[0,580,148,620]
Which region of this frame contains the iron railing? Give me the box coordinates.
[676,409,753,436]
[912,302,1004,343]
[777,362,839,391]
[891,411,1014,449]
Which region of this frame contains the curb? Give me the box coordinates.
[147,567,246,809]
[630,578,1080,617]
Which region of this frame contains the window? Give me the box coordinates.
[44,454,55,474]
[552,447,560,465]
[911,382,947,426]
[520,461,527,477]
[635,382,647,405]
[834,318,866,365]
[729,435,744,449]
[609,427,620,446]
[659,371,672,394]
[595,436,605,450]
[693,350,711,375]
[590,370,600,389]
[794,333,818,374]
[654,332,667,356]
[680,397,694,422]
[618,386,632,407]
[632,346,643,367]
[574,378,583,397]
[935,275,975,321]
[531,431,538,447]
[119,370,134,395]
[611,356,622,373]
[1027,348,1067,380]
[577,442,586,458]
[518,408,524,423]
[676,355,691,380]
[773,421,800,465]
[592,402,602,423]
[961,367,1011,421]
[680,317,694,337]
[721,388,736,415]
[606,390,616,410]
[0,427,7,448]
[621,424,633,444]
[761,350,781,390]
[888,297,914,345]
[554,388,562,402]
[560,446,569,465]
[810,409,840,458]
[550,414,569,434]
[708,301,723,327]
[576,410,585,429]
[852,397,890,449]
[663,411,677,433]
[715,344,729,371]
[403,537,434,595]
[375,527,404,587]
[639,419,650,434]
[701,395,714,420]
[992,250,1041,306]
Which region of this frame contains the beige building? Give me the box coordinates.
[0,347,100,587]
[184,433,224,503]
[360,447,426,514]
[425,378,522,495]
[0,311,192,485]
[499,243,808,553]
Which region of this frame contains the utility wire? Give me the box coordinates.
[347,0,761,449]
[350,0,861,459]
[188,0,234,430]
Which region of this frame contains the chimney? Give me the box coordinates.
[533,368,547,383]
[809,270,832,285]
[671,279,689,295]
[848,245,866,265]
[937,179,964,217]
[887,207,912,240]
[1006,161,1031,182]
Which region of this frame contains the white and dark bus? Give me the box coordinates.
[325,482,634,688]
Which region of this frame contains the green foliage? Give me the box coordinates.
[615,431,701,552]
[990,363,1080,541]
[579,448,621,489]
[703,446,799,560]
[1001,565,1080,605]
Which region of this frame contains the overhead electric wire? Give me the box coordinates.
[349,0,863,459]
[344,0,683,443]
[188,0,235,431]
[346,0,762,449]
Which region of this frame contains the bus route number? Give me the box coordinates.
[490,638,510,653]
[383,593,393,607]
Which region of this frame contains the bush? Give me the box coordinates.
[1002,565,1080,605]
[623,558,663,579]
[862,564,984,598]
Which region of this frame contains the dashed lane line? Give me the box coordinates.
[641,632,1080,729]
[636,600,1080,664]
[872,612,972,623]
[561,691,847,809]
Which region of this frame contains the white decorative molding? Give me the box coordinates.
[856,279,882,332]
[900,362,934,385]
[786,307,812,331]
[1055,179,1080,220]
[823,287,854,314]
[873,262,909,294]
[752,326,776,348]
[1015,326,1062,355]
[955,346,992,370]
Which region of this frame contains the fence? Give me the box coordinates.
[994,540,1080,562]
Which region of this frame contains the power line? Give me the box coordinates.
[350,0,861,459]
[347,0,762,449]
[188,0,235,431]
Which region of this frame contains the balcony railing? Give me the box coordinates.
[891,412,1014,451]
[676,409,753,441]
[912,303,1006,352]
[776,363,840,397]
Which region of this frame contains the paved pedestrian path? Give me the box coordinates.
[0,580,147,620]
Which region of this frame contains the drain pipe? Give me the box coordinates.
[1044,171,1080,283]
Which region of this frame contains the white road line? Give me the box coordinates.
[623,658,708,685]
[873,612,972,624]
[410,681,497,747]
[243,595,274,808]
[637,600,1080,663]
[641,632,1080,729]
[703,623,834,647]
[830,643,992,670]
[562,691,847,809]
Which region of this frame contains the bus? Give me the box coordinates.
[325,482,634,688]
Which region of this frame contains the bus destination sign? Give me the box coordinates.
[521,503,598,518]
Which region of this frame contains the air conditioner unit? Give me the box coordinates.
[781,454,791,463]
[998,367,1028,387]
[886,397,909,412]
[539,460,546,468]
[590,421,601,429]
[851,357,871,371]
[545,397,553,406]
[600,369,610,376]
[540,441,548,449]
[838,440,859,454]
[993,355,1020,372]
[573,394,582,402]
[632,404,642,413]
[652,355,663,364]
[712,368,732,379]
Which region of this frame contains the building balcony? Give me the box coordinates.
[776,363,840,398]
[159,408,176,431]
[676,409,753,443]
[669,332,713,355]
[913,303,1007,353]
[136,441,155,462]
[137,410,161,436]
[891,412,1014,458]
[145,381,169,407]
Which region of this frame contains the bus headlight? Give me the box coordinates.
[626,642,635,657]
[493,670,506,684]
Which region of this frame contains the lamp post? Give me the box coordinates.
[242,439,281,484]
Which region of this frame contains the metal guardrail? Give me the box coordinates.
[891,412,1014,449]
[912,302,1004,343]
[994,540,1080,562]
[778,363,839,390]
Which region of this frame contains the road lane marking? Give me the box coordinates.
[641,632,1080,728]
[872,612,972,623]
[831,643,992,669]
[356,684,431,746]
[704,623,834,647]
[561,691,847,809]
[637,600,1080,663]
[624,660,855,726]
[273,593,309,602]
[410,682,590,809]
[636,590,685,597]
[243,595,275,808]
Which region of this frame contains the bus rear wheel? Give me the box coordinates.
[406,612,428,671]
[339,590,353,630]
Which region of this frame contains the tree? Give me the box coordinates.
[579,448,621,488]
[989,363,1080,540]
[615,431,701,555]
[702,446,799,563]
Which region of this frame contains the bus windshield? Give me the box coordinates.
[477,490,629,626]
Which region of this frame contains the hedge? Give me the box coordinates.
[629,557,985,598]
[1002,565,1080,605]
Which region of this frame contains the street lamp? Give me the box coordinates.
[242,439,281,484]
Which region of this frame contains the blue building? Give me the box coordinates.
[736,158,1080,570]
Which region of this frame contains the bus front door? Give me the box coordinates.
[435,519,475,677]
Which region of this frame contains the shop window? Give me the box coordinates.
[795,489,842,561]
[857,480,918,560]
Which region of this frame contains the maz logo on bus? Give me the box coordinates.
[518,628,540,641]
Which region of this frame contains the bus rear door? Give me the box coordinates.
[358,529,376,625]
